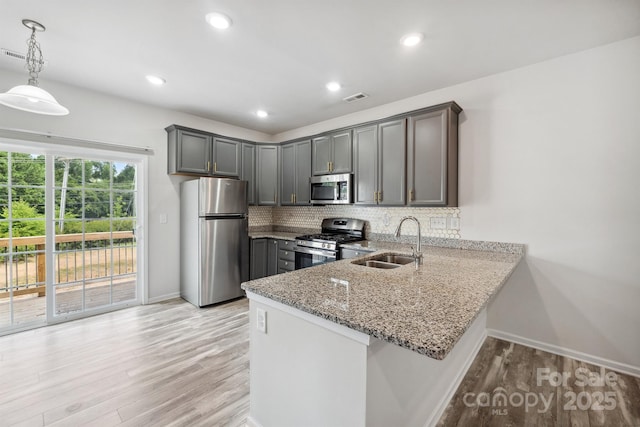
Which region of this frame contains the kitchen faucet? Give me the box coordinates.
[394,216,423,269]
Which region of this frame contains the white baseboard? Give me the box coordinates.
[487,329,640,379]
[146,292,181,304]
[426,329,488,427]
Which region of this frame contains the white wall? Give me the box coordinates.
[0,69,272,301]
[275,37,640,369]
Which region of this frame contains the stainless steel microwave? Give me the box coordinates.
[310,173,352,204]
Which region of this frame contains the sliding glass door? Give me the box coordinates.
[0,146,142,333]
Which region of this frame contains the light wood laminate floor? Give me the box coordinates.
[2,298,639,426]
[438,337,640,427]
[0,297,249,426]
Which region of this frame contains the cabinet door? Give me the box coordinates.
[407,110,449,206]
[267,239,279,276]
[331,130,352,174]
[280,144,296,205]
[241,143,256,205]
[294,140,311,204]
[213,137,240,177]
[176,130,212,174]
[257,145,279,205]
[312,135,332,175]
[378,119,406,206]
[250,238,268,280]
[353,125,378,204]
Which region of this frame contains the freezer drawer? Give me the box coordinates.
[199,217,249,306]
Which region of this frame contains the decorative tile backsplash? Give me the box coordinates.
[249,205,461,238]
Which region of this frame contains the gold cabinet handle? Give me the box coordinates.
[207,161,211,172]
[374,191,378,203]
[330,161,334,172]
[409,189,415,201]
[378,191,382,202]
[293,193,297,204]
[214,162,217,173]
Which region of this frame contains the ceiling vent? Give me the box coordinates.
[343,92,369,103]
[1,48,26,61]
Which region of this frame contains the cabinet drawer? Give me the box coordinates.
[278,249,295,261]
[278,240,295,250]
[278,259,295,271]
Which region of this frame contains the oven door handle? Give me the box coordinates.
[294,246,337,259]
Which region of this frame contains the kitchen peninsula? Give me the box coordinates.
[241,239,524,427]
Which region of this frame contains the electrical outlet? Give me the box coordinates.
[430,217,447,229]
[449,217,460,230]
[256,308,267,333]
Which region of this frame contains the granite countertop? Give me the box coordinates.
[248,231,300,241]
[241,241,524,360]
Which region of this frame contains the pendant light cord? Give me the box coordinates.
[25,27,44,87]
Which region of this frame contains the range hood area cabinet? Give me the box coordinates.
[311,130,352,176]
[256,145,280,206]
[353,119,407,206]
[407,102,461,207]
[166,125,241,177]
[280,140,311,205]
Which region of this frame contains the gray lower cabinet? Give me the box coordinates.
[277,240,295,273]
[251,238,292,279]
[241,143,256,205]
[281,140,311,205]
[166,125,240,177]
[312,130,352,175]
[256,145,279,205]
[250,238,268,280]
[354,119,406,205]
[407,103,461,206]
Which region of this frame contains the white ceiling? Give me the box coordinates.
[1,0,639,135]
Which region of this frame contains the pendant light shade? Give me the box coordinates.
[0,84,69,115]
[0,19,69,116]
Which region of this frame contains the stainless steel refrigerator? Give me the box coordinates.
[180,177,249,307]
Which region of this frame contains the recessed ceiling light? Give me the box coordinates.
[326,81,341,92]
[256,110,268,118]
[400,32,424,47]
[206,12,232,30]
[146,75,166,86]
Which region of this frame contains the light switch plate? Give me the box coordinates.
[159,213,168,224]
[449,217,460,230]
[256,308,267,333]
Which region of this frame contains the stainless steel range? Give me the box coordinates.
[294,218,365,269]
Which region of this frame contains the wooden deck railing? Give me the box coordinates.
[0,231,135,299]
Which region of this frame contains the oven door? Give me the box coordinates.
[294,246,337,269]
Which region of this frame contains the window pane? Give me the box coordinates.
[55,189,83,224]
[54,158,83,188]
[11,153,45,186]
[84,190,111,219]
[113,192,136,219]
[113,163,136,191]
[84,161,112,189]
[11,188,46,216]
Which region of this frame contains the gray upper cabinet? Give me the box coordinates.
[354,119,406,205]
[167,126,212,175]
[241,143,256,205]
[166,125,240,177]
[407,102,461,207]
[312,130,352,175]
[281,140,311,205]
[256,145,279,206]
[212,137,240,177]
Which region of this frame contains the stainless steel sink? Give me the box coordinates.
[373,254,414,265]
[361,260,401,269]
[351,253,415,269]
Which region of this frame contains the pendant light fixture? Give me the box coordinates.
[0,19,69,116]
